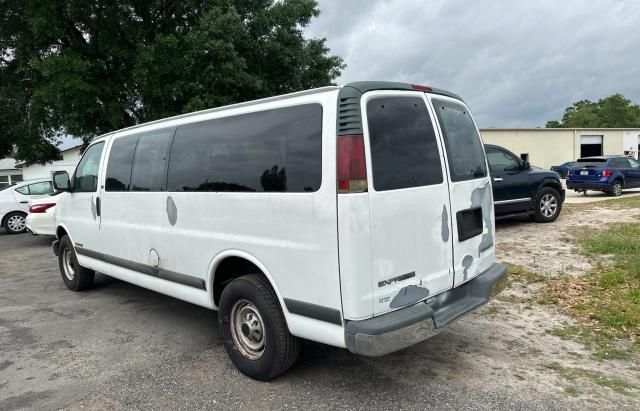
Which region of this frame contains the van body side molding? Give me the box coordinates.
[284,298,343,326]
[75,247,206,290]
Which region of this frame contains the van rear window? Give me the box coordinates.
[366,96,443,191]
[433,99,487,182]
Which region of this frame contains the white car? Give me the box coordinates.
[26,192,61,236]
[0,179,54,234]
[52,81,507,380]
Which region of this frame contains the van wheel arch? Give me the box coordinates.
[212,256,270,307]
[56,226,68,241]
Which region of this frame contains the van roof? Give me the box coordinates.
[337,81,463,136]
[91,82,463,141]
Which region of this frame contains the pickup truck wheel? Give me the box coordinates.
[532,187,562,223]
[58,235,95,291]
[218,274,299,381]
[3,212,27,234]
[607,181,623,197]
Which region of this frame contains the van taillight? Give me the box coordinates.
[337,134,367,193]
[602,169,612,177]
[411,84,432,92]
[29,203,56,213]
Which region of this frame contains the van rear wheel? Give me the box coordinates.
[218,274,299,380]
[58,235,95,291]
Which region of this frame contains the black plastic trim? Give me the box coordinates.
[456,206,483,242]
[284,298,342,325]
[75,247,206,290]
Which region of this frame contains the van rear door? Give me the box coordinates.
[362,91,454,315]
[430,96,495,287]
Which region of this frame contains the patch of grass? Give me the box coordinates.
[506,264,548,285]
[545,362,635,395]
[547,325,634,360]
[564,386,579,397]
[547,223,640,343]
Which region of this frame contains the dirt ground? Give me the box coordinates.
[1,200,639,410]
[486,201,640,408]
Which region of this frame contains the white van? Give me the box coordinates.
[51,81,507,380]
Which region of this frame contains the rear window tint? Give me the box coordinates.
[433,99,487,181]
[366,96,443,191]
[167,104,322,192]
[576,158,607,168]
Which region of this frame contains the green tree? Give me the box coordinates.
[546,94,640,128]
[0,0,344,163]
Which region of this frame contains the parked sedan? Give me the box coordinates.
[26,192,61,236]
[485,144,565,222]
[0,179,54,234]
[550,161,576,178]
[566,156,640,196]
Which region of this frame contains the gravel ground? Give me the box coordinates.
[1,205,637,410]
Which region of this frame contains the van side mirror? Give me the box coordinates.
[52,171,71,192]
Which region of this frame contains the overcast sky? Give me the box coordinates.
[306,0,640,128]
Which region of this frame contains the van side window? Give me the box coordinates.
[74,142,105,192]
[366,96,443,191]
[433,99,488,181]
[106,135,139,191]
[167,104,322,192]
[130,129,173,192]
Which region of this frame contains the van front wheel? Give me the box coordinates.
[58,235,95,291]
[218,274,299,380]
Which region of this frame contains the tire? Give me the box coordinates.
[218,274,299,380]
[57,235,95,291]
[607,181,623,197]
[532,187,562,223]
[3,211,27,234]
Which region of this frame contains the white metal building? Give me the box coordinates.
[480,128,640,169]
[0,158,23,188]
[16,145,83,181]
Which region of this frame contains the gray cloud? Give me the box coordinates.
[306,0,640,127]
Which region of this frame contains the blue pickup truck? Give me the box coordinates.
[566,156,640,196]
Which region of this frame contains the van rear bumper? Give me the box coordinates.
[345,263,508,357]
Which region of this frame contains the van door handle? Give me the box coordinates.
[20,201,28,204]
[96,197,101,217]
[493,177,503,182]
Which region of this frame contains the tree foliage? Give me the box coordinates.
[0,0,344,163]
[546,94,640,128]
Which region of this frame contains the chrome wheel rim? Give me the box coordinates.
[62,248,75,281]
[540,193,558,218]
[7,214,25,232]
[230,299,266,360]
[614,184,622,196]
